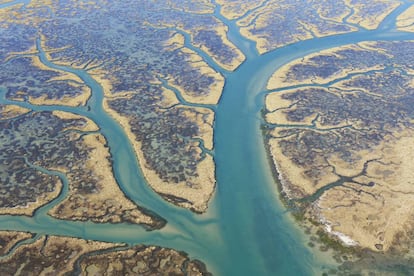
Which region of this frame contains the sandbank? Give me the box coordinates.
[357,41,395,56]
[325,147,382,177]
[264,41,414,252]
[236,0,398,54]
[38,35,102,71]
[26,0,54,11]
[88,69,115,96]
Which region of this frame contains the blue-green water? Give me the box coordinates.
[1,1,414,275]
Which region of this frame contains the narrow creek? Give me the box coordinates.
[0,1,413,275]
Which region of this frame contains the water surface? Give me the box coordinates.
[1,1,414,275]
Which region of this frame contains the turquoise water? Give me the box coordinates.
[1,1,414,275]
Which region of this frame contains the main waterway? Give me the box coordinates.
[1,1,414,275]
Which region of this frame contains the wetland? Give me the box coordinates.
[1,0,414,275]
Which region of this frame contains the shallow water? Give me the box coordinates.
[1,1,414,275]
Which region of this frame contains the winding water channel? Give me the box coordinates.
[1,1,414,275]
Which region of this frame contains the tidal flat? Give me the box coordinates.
[1,0,414,275]
[0,108,162,227]
[218,0,399,53]
[264,40,414,273]
[0,230,210,275]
